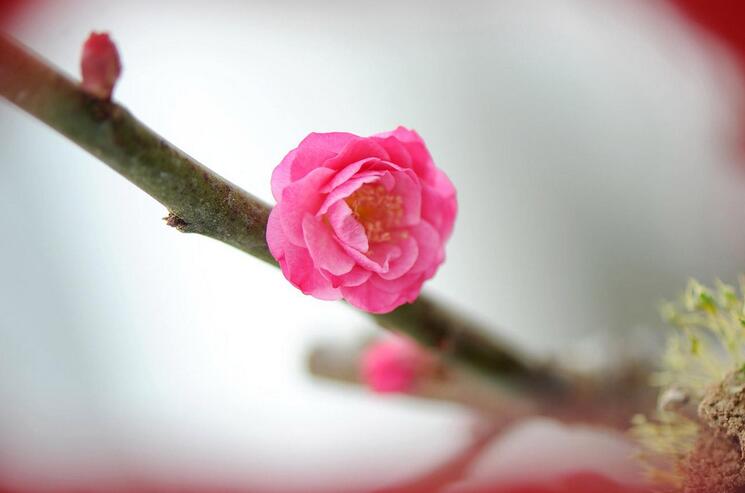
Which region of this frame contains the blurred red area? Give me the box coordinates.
[482,472,650,493]
[672,0,745,70]
[672,0,745,153]
[0,472,650,493]
[0,0,24,28]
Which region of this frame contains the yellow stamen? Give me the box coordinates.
[346,184,404,243]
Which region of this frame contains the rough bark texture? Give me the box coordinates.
[681,370,745,493]
[699,370,745,455]
[683,430,745,493]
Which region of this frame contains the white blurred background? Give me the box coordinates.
[1,0,745,490]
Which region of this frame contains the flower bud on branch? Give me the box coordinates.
[361,335,435,393]
[80,32,120,100]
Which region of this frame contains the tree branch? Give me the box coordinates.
[308,341,537,418]
[0,33,566,397]
[309,339,657,429]
[0,33,275,264]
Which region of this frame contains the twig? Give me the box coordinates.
[0,33,566,397]
[370,423,504,493]
[308,340,657,429]
[308,341,537,418]
[0,33,275,264]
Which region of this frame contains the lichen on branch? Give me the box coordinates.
[632,278,745,492]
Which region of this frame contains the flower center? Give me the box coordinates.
[346,184,404,243]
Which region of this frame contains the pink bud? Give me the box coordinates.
[361,335,430,394]
[80,32,121,100]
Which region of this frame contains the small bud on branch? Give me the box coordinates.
[80,32,121,100]
[361,335,434,393]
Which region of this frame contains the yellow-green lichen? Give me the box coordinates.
[631,278,745,488]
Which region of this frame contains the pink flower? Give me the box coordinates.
[361,335,430,393]
[80,32,121,100]
[267,127,457,313]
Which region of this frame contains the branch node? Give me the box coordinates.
[164,212,189,231]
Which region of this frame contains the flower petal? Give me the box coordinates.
[271,132,356,200]
[321,137,390,171]
[302,214,355,276]
[408,220,441,276]
[372,135,413,168]
[341,281,406,314]
[271,148,296,202]
[341,241,401,274]
[326,200,368,252]
[267,208,341,300]
[370,271,423,295]
[421,184,457,243]
[317,172,383,216]
[391,170,421,227]
[433,167,457,198]
[378,235,418,280]
[373,126,436,184]
[289,132,358,181]
[323,157,381,192]
[280,166,336,246]
[324,264,372,288]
